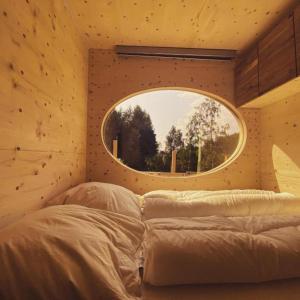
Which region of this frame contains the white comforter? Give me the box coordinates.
[143,215,300,286]
[143,190,300,219]
[0,205,145,300]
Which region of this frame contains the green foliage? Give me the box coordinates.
[145,151,170,172]
[184,98,238,171]
[104,105,158,171]
[104,110,122,152]
[165,126,184,152]
[199,133,239,171]
[176,143,197,173]
[104,99,239,174]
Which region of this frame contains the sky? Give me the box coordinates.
[115,90,239,149]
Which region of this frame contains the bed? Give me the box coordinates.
[140,189,300,299]
[142,279,300,300]
[1,183,300,299]
[142,215,300,300]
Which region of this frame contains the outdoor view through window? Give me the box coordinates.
[103,90,241,176]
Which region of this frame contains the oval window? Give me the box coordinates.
[103,89,244,176]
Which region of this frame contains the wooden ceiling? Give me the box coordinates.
[69,0,297,51]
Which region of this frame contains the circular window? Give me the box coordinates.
[102,88,246,177]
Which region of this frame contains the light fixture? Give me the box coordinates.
[115,45,237,61]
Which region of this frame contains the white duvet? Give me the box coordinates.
[2,188,300,298]
[143,215,300,286]
[0,205,145,300]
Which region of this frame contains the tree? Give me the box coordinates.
[104,105,158,171]
[186,98,223,146]
[200,133,239,171]
[165,126,184,152]
[145,151,170,172]
[185,98,231,171]
[176,144,198,173]
[104,100,238,174]
[133,106,158,161]
[104,110,122,153]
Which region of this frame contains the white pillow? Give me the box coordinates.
[46,182,142,220]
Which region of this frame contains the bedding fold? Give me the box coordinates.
[143,215,300,286]
[0,205,145,300]
[143,191,299,219]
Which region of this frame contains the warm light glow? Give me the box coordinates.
[272,144,300,191]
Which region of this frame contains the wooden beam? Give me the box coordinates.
[112,140,118,158]
[115,45,237,61]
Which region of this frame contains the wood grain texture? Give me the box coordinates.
[235,47,259,106]
[0,0,87,226]
[294,3,300,75]
[260,92,300,196]
[258,13,296,94]
[87,49,260,194]
[70,0,297,51]
[0,150,85,227]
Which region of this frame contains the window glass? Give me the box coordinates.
[103,90,242,176]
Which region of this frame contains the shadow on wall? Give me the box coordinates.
[261,93,300,196]
[271,144,300,194]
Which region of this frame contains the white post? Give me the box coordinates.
[197,139,201,173]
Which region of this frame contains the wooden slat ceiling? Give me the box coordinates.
[68,0,298,51]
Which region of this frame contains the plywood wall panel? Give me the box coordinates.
[70,0,297,52]
[258,13,296,94]
[87,49,260,194]
[0,0,87,226]
[0,150,85,227]
[260,93,300,196]
[0,88,86,153]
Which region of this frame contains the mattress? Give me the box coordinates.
[141,215,300,298]
[142,279,300,300]
[141,190,300,298]
[143,216,300,285]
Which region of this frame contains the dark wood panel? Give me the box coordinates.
[259,14,296,94]
[235,47,259,106]
[294,4,300,75]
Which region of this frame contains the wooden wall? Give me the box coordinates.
[2,1,297,226]
[260,93,300,196]
[0,0,87,226]
[87,49,260,194]
[71,0,297,51]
